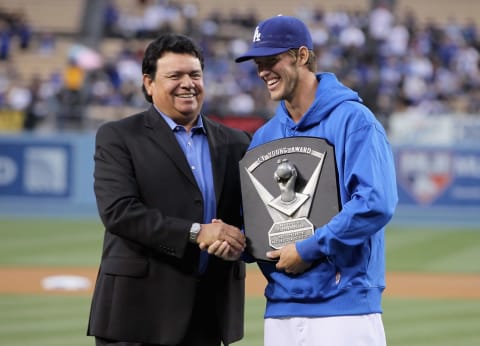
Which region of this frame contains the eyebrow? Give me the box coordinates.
[164,68,203,75]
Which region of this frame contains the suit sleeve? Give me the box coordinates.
[93,122,192,258]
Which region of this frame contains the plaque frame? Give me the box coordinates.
[239,137,341,261]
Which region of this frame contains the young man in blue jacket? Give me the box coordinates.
[235,15,398,346]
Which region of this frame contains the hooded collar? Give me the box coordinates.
[278,72,362,131]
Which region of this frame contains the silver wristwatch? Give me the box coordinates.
[189,223,202,243]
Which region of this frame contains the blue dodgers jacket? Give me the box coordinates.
[249,72,398,318]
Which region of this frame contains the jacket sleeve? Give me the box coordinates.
[94,122,193,259]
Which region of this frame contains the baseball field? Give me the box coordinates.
[0,218,479,345]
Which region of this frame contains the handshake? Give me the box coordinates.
[194,219,246,261]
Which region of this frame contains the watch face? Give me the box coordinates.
[190,223,201,242]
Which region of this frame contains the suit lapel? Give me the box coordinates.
[143,107,198,189]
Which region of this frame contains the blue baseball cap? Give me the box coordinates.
[235,15,313,63]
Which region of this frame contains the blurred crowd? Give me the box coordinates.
[0,0,479,132]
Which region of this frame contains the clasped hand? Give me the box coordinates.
[198,219,246,261]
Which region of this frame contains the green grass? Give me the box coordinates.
[0,218,103,267]
[0,295,92,346]
[383,298,480,346]
[386,227,480,273]
[1,295,479,346]
[0,218,479,345]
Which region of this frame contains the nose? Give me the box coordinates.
[180,75,195,88]
[258,67,269,79]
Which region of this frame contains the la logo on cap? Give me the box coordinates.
[253,26,261,42]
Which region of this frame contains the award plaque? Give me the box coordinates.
[239,137,340,261]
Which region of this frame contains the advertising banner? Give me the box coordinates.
[0,141,72,198]
[395,147,480,207]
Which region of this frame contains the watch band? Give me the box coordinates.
[189,222,202,243]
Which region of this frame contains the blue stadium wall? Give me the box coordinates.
[0,132,97,218]
[1,132,479,226]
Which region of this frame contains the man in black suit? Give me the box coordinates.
[87,33,250,346]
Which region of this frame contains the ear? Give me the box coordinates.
[297,46,310,66]
[143,74,153,96]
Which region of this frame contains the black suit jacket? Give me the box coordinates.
[87,106,250,344]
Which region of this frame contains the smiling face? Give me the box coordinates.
[143,52,204,127]
[254,51,300,103]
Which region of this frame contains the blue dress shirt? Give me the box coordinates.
[157,109,215,273]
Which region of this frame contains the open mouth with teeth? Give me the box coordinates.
[176,93,196,99]
[266,78,280,90]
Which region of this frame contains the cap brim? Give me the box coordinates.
[235,47,291,63]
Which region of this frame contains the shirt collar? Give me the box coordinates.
[154,105,206,134]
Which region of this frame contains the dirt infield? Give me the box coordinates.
[1,267,479,299]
